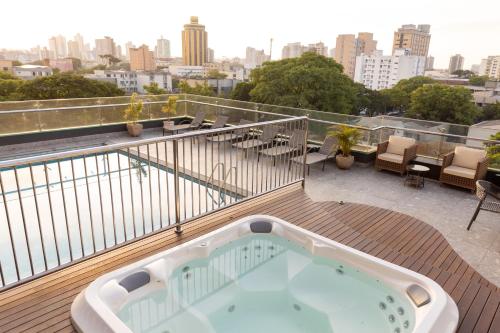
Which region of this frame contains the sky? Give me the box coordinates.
[1,0,499,69]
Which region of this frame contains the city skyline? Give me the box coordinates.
[0,0,499,68]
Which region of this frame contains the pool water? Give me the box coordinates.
[118,234,415,333]
[0,152,228,284]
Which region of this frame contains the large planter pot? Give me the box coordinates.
[127,123,143,137]
[336,154,354,169]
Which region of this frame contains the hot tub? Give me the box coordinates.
[71,215,458,333]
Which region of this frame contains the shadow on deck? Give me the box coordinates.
[0,183,499,332]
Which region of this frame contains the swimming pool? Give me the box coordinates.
[71,215,459,333]
[0,152,230,285]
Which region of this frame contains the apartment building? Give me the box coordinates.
[245,47,269,69]
[129,45,156,71]
[392,24,431,57]
[449,54,464,73]
[334,33,377,78]
[85,70,137,93]
[479,56,500,79]
[354,49,426,90]
[182,16,208,66]
[282,43,307,59]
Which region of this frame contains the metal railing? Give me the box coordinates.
[0,116,308,290]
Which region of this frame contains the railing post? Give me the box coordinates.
[173,139,182,234]
[302,117,309,188]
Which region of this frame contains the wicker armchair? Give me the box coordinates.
[375,136,418,175]
[439,146,488,192]
[467,180,500,230]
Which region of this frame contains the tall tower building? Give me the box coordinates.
[156,36,171,58]
[281,43,306,59]
[449,54,464,73]
[74,33,85,59]
[130,45,156,71]
[48,35,67,59]
[245,47,269,68]
[95,36,116,57]
[357,33,377,56]
[307,42,328,57]
[334,33,377,78]
[67,40,81,59]
[425,56,434,71]
[125,41,135,61]
[334,34,357,78]
[182,16,208,66]
[392,24,431,57]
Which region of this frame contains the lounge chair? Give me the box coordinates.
[162,111,205,135]
[439,146,488,192]
[208,115,229,129]
[467,180,500,230]
[232,125,279,157]
[375,135,417,175]
[290,136,338,175]
[259,130,306,165]
[206,119,253,142]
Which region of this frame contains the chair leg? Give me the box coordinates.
[467,201,483,230]
[308,165,310,176]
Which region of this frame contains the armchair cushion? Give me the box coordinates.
[377,152,404,164]
[452,146,486,170]
[443,165,476,179]
[386,136,417,156]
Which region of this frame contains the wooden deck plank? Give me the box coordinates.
[0,185,498,333]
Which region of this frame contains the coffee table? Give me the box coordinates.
[405,164,430,189]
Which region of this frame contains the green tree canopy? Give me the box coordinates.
[452,70,474,78]
[479,102,500,121]
[230,82,255,101]
[406,84,479,125]
[206,69,227,79]
[249,52,358,114]
[143,82,166,95]
[178,80,215,97]
[15,73,124,100]
[380,76,436,112]
[353,84,389,116]
[469,75,489,87]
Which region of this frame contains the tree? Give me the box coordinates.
[485,132,500,168]
[406,84,480,125]
[143,82,166,95]
[230,82,255,101]
[16,73,125,100]
[479,102,500,121]
[353,84,388,116]
[206,69,227,79]
[249,52,358,114]
[178,80,215,97]
[0,79,23,101]
[469,75,489,87]
[99,54,121,67]
[12,60,22,66]
[0,72,18,80]
[378,76,436,113]
[452,70,474,78]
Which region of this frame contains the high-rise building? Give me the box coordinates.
[449,54,464,73]
[307,42,328,57]
[245,47,269,69]
[392,24,431,57]
[329,48,336,58]
[155,36,171,58]
[479,56,500,79]
[334,33,377,78]
[182,16,208,66]
[425,56,435,71]
[207,48,214,63]
[74,33,85,59]
[129,45,156,71]
[40,47,51,60]
[281,42,307,59]
[356,33,377,56]
[95,36,116,58]
[116,45,123,59]
[48,35,67,59]
[354,49,426,90]
[334,34,357,78]
[67,40,81,59]
[125,42,135,61]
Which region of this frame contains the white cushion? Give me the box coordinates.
[386,136,416,156]
[452,146,486,170]
[377,152,404,164]
[443,165,476,179]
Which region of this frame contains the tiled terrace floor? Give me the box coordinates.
[305,161,500,287]
[0,184,499,332]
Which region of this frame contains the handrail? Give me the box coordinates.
[0,117,308,169]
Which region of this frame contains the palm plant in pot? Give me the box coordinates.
[329,125,362,169]
[161,95,178,128]
[124,93,144,137]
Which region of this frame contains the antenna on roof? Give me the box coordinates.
[269,38,273,60]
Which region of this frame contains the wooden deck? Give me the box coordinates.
[0,183,499,332]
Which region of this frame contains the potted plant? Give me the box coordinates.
[162,95,178,128]
[124,93,144,137]
[329,125,362,169]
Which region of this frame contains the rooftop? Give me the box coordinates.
[0,95,499,332]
